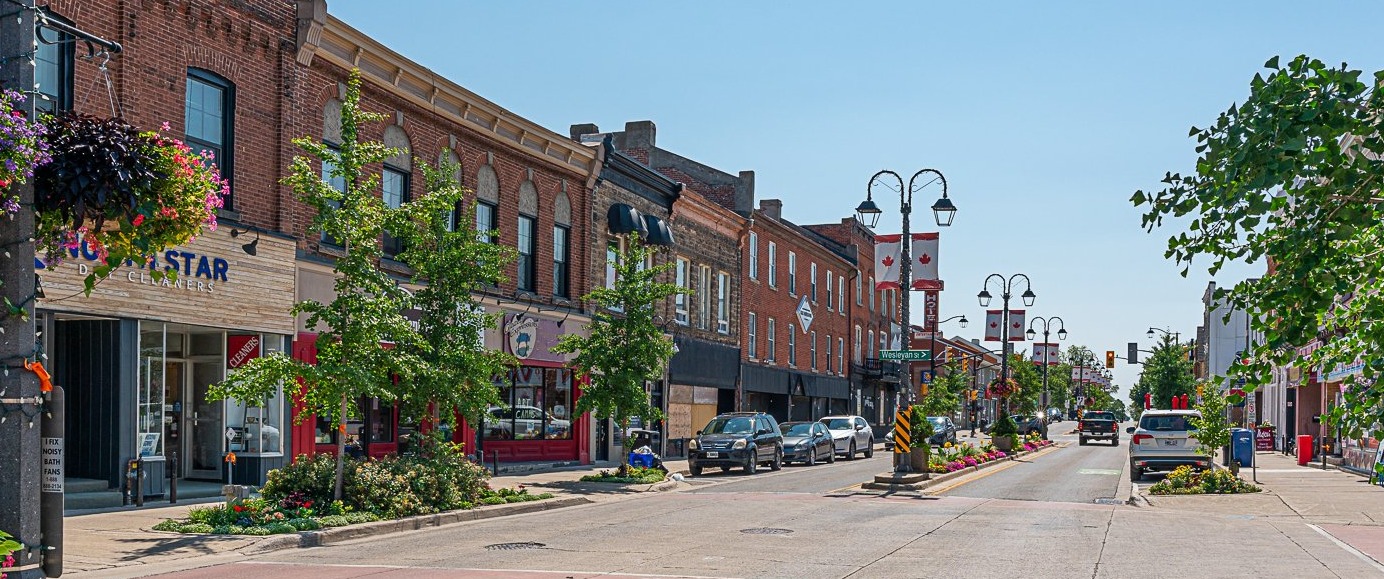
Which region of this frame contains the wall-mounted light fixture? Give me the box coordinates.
[230,228,259,256]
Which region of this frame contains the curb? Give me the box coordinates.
[861,443,1060,491]
[237,496,591,555]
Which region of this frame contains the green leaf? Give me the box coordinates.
[1264,56,1280,69]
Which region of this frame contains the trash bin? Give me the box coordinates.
[1297,434,1314,466]
[1230,428,1255,468]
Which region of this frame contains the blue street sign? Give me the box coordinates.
[920,370,934,384]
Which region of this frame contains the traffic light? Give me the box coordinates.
[1105,350,1115,368]
[962,357,970,372]
[1197,384,1204,398]
[946,347,955,363]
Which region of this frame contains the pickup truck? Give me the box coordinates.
[1078,411,1119,446]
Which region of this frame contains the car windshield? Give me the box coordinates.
[821,418,853,430]
[1140,415,1197,431]
[780,423,813,436]
[928,417,947,428]
[703,417,755,434]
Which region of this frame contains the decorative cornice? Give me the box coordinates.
[307,15,596,176]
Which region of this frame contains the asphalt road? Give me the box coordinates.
[142,425,1384,579]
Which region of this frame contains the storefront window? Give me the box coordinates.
[225,334,285,455]
[484,367,572,441]
[138,323,167,457]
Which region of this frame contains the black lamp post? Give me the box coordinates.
[857,169,954,473]
[977,274,1034,414]
[1025,316,1066,439]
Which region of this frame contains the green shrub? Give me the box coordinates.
[909,406,935,449]
[241,526,271,536]
[1149,466,1261,495]
[317,515,350,527]
[480,496,507,506]
[177,523,214,534]
[152,519,181,532]
[261,454,338,509]
[343,512,378,524]
[187,505,224,525]
[264,522,297,535]
[287,518,320,531]
[535,493,554,500]
[504,495,527,503]
[212,525,231,534]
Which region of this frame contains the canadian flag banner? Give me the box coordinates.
[911,233,940,290]
[874,233,941,290]
[1070,367,1082,380]
[874,234,903,290]
[1007,310,1026,342]
[983,310,1003,342]
[1031,343,1060,365]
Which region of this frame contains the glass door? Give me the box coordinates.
[183,361,224,480]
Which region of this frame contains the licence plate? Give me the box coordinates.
[1162,440,1179,446]
[705,452,719,458]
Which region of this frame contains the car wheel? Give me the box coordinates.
[720,466,731,473]
[827,446,836,463]
[807,448,816,466]
[744,449,758,474]
[690,464,703,476]
[846,440,857,460]
[865,440,875,459]
[1131,467,1144,482]
[1079,437,1088,446]
[1112,438,1120,447]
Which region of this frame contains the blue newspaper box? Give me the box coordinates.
[1230,428,1255,468]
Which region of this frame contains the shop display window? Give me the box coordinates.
[224,334,285,455]
[484,367,573,441]
[137,323,167,457]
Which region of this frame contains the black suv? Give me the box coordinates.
[688,412,783,476]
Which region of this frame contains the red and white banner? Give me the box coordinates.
[983,310,1003,342]
[1007,309,1026,342]
[874,233,940,290]
[1031,343,1060,365]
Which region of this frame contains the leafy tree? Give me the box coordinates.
[1132,55,1384,442]
[1129,380,1151,421]
[1135,334,1195,412]
[210,71,423,499]
[1191,387,1233,461]
[551,233,683,471]
[1007,352,1043,414]
[919,358,965,418]
[390,163,518,438]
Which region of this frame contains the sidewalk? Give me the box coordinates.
[1138,450,1384,524]
[64,459,692,577]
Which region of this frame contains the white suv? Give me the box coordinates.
[819,415,874,460]
[1126,409,1210,482]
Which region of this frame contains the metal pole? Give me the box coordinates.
[1040,329,1050,439]
[896,178,912,473]
[40,385,64,578]
[1000,293,1010,415]
[0,4,45,576]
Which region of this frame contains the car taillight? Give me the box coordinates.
[1132,434,1153,445]
[1079,422,1086,430]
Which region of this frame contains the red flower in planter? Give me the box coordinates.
[233,505,244,513]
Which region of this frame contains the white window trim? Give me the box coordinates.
[788,252,797,295]
[856,273,863,306]
[674,257,689,325]
[698,264,711,330]
[749,232,759,280]
[789,324,797,366]
[838,276,845,314]
[716,271,730,334]
[837,337,845,375]
[810,263,818,302]
[748,312,758,359]
[767,318,777,363]
[826,270,834,312]
[768,242,778,288]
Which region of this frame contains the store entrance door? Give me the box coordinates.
[181,361,224,480]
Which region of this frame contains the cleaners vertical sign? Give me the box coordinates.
[227,334,262,369]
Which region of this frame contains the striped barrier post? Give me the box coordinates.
[893,408,911,453]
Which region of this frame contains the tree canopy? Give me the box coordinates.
[1133,55,1384,440]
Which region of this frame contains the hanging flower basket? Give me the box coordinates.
[33,113,225,288]
[0,89,50,218]
[987,377,1019,399]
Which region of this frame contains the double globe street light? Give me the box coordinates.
[978,274,1035,414]
[856,169,955,473]
[1026,316,1066,438]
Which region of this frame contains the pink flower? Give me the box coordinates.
[160,121,171,131]
[132,214,145,227]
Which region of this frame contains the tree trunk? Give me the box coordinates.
[334,393,347,500]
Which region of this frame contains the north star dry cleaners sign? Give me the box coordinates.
[796,294,814,333]
[40,238,232,294]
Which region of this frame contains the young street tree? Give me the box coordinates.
[1133,55,1384,439]
[390,164,517,441]
[1135,334,1195,412]
[210,72,423,499]
[919,358,965,418]
[552,233,683,469]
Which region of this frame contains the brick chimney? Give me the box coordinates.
[759,199,782,221]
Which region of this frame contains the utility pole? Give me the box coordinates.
[0,2,44,577]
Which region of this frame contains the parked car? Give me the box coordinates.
[688,412,783,476]
[927,416,958,446]
[1079,410,1119,446]
[1010,414,1044,435]
[1047,407,1065,424]
[1127,409,1210,482]
[779,421,835,466]
[820,415,874,460]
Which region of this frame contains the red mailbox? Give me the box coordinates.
[1297,434,1314,466]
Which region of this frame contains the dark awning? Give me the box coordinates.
[669,336,738,389]
[607,203,647,236]
[643,214,675,246]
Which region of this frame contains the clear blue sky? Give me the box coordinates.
[330,1,1384,394]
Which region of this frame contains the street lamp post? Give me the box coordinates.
[857,169,955,473]
[1025,316,1067,439]
[977,274,1035,414]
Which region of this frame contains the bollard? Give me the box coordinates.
[491,449,499,476]
[169,451,178,504]
[123,458,137,506]
[135,457,145,507]
[40,385,65,578]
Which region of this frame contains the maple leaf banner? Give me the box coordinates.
[874,234,903,290]
[874,233,940,290]
[1031,343,1060,365]
[910,232,940,290]
[1007,309,1025,342]
[984,310,1003,341]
